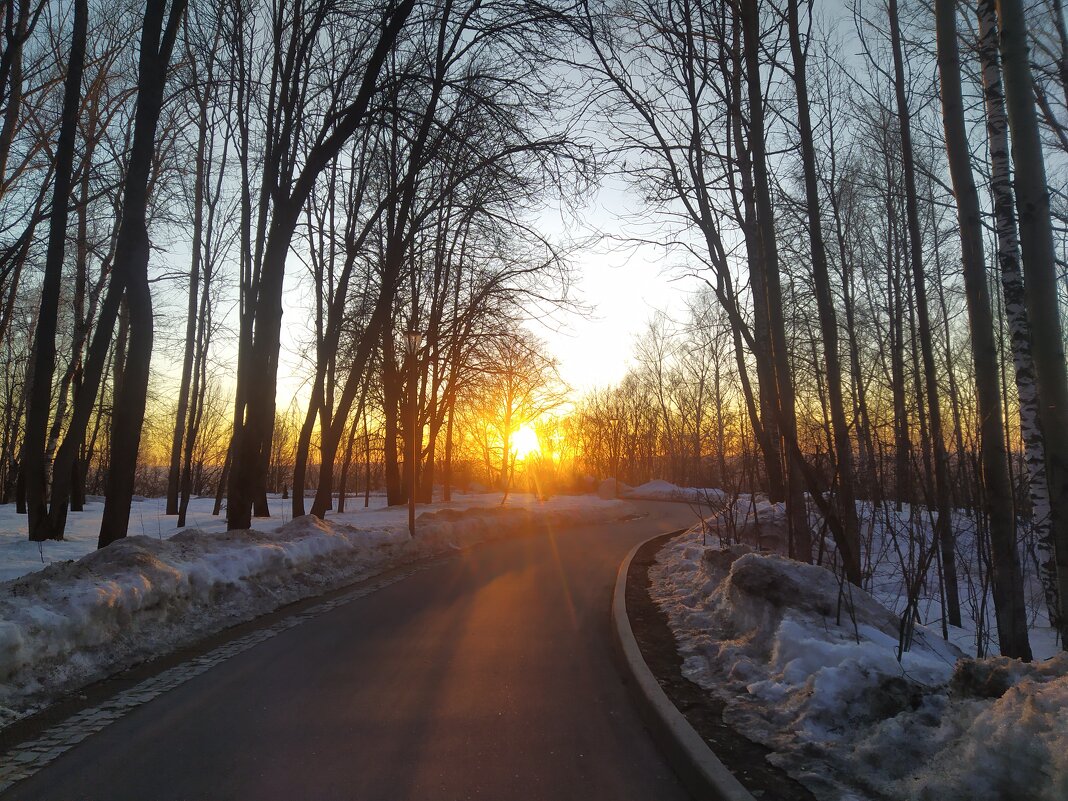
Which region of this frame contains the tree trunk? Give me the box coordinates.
[99,0,187,548]
[888,0,961,626]
[177,280,210,529]
[407,352,419,525]
[442,394,455,502]
[0,0,32,184]
[740,0,809,559]
[787,0,861,583]
[363,410,372,508]
[384,337,402,505]
[166,84,209,517]
[996,0,1068,646]
[213,444,231,516]
[978,0,1058,636]
[936,0,1030,658]
[883,156,911,510]
[23,0,86,541]
[292,379,323,518]
[336,415,359,514]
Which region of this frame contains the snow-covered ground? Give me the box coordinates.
[0,493,391,583]
[0,491,629,727]
[653,525,1068,801]
[681,491,1059,660]
[622,479,727,506]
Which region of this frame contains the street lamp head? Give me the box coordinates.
[406,330,423,354]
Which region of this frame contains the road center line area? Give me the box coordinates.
[0,503,698,801]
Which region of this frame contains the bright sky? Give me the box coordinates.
[153,167,699,410]
[536,245,693,393]
[262,176,700,406]
[531,177,699,394]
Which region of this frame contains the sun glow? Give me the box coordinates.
[510,425,541,460]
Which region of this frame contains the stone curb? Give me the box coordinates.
[612,531,757,801]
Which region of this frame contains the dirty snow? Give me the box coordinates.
[0,492,628,727]
[652,528,1068,801]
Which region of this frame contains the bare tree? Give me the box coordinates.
[886,0,961,625]
[976,0,1059,639]
[935,0,1030,658]
[997,0,1068,647]
[786,0,861,580]
[227,0,416,531]
[23,0,85,541]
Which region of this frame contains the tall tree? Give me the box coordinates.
[227,0,416,531]
[935,0,1030,658]
[166,8,224,517]
[98,0,187,547]
[996,0,1068,646]
[887,0,961,625]
[23,0,86,541]
[786,0,861,582]
[977,0,1058,638]
[740,0,809,561]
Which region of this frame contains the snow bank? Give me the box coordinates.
[623,480,727,506]
[712,495,788,551]
[652,529,1068,801]
[689,493,1059,660]
[0,494,297,583]
[0,494,627,726]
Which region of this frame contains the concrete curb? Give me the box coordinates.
[612,531,757,801]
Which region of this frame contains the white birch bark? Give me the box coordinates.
[978,0,1059,633]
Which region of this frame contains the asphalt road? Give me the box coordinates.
[5,501,699,801]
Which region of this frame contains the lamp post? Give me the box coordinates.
[406,330,422,537]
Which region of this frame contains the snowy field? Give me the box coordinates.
[653,519,1068,801]
[0,491,629,727]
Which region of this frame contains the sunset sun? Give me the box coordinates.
[510,425,541,460]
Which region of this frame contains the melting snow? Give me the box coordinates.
[652,528,1068,800]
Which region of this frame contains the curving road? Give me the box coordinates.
[3,501,698,801]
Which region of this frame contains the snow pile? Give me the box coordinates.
[0,494,627,725]
[0,494,298,583]
[690,495,1060,660]
[702,495,788,551]
[623,480,727,506]
[847,502,1060,660]
[651,529,1068,801]
[907,656,1068,800]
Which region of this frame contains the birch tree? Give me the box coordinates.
[996,0,1068,647]
[935,0,1030,658]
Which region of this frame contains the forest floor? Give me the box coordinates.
[651,505,1068,801]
